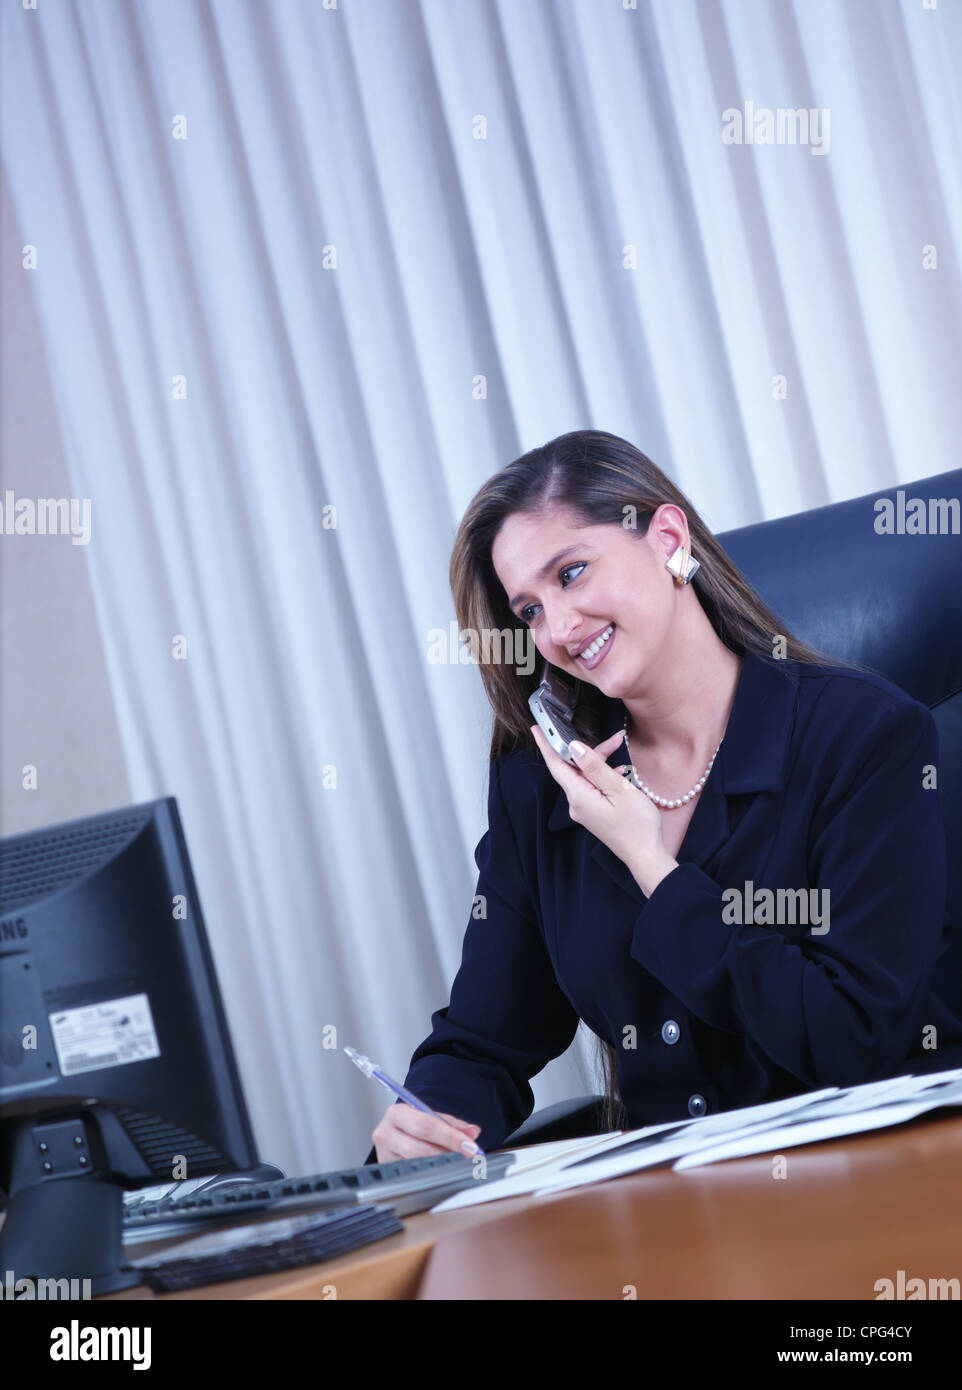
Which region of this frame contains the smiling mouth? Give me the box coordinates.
[575,623,615,667]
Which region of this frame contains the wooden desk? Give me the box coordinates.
[102,1112,962,1300]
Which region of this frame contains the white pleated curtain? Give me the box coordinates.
[3,0,960,1172]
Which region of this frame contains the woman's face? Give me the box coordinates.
[491,503,688,697]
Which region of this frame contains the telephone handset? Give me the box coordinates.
[528,661,583,763]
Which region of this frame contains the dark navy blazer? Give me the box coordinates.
[400,649,962,1153]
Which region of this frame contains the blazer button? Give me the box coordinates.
[661,1019,681,1045]
[688,1093,707,1117]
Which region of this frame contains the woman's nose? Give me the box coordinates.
[544,600,581,653]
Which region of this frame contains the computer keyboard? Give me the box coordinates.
[122,1150,516,1244]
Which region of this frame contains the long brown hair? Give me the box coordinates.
[450,429,866,1133]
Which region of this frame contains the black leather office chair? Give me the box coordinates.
[504,468,962,1147]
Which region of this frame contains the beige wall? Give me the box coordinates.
[1,172,129,838]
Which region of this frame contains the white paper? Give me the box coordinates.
[673,1071,962,1169]
[432,1083,846,1212]
[493,1133,630,1173]
[431,1120,689,1212]
[533,1069,962,1196]
[673,1095,960,1169]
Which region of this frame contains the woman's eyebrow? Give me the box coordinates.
[509,545,585,611]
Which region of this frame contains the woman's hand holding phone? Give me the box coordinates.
[530,724,679,898]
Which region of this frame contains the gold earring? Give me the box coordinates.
[665,544,699,586]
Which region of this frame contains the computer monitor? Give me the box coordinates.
[0,797,258,1294]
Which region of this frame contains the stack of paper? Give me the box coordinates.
[432,1066,962,1212]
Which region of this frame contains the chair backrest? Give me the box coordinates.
[717,469,962,1016]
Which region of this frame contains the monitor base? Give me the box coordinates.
[0,1173,143,1298]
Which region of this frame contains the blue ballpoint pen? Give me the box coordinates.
[344,1046,485,1156]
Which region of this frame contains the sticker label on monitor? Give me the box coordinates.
[48,993,161,1076]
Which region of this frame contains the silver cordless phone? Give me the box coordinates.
[528,661,582,763]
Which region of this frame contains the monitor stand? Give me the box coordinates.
[0,1115,144,1297]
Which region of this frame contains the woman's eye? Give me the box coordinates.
[519,563,586,624]
[560,563,586,587]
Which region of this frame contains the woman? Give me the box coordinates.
[371,430,961,1162]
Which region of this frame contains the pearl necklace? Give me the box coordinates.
[620,715,721,809]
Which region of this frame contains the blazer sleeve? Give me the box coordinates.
[627,693,948,1090]
[387,754,581,1154]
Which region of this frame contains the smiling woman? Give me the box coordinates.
[440,430,851,1133]
[369,430,962,1164]
[453,431,841,764]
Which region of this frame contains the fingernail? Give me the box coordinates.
[460,1139,479,1155]
[569,740,586,756]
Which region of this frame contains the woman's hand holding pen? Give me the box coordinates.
[530,725,679,899]
[372,1103,483,1163]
